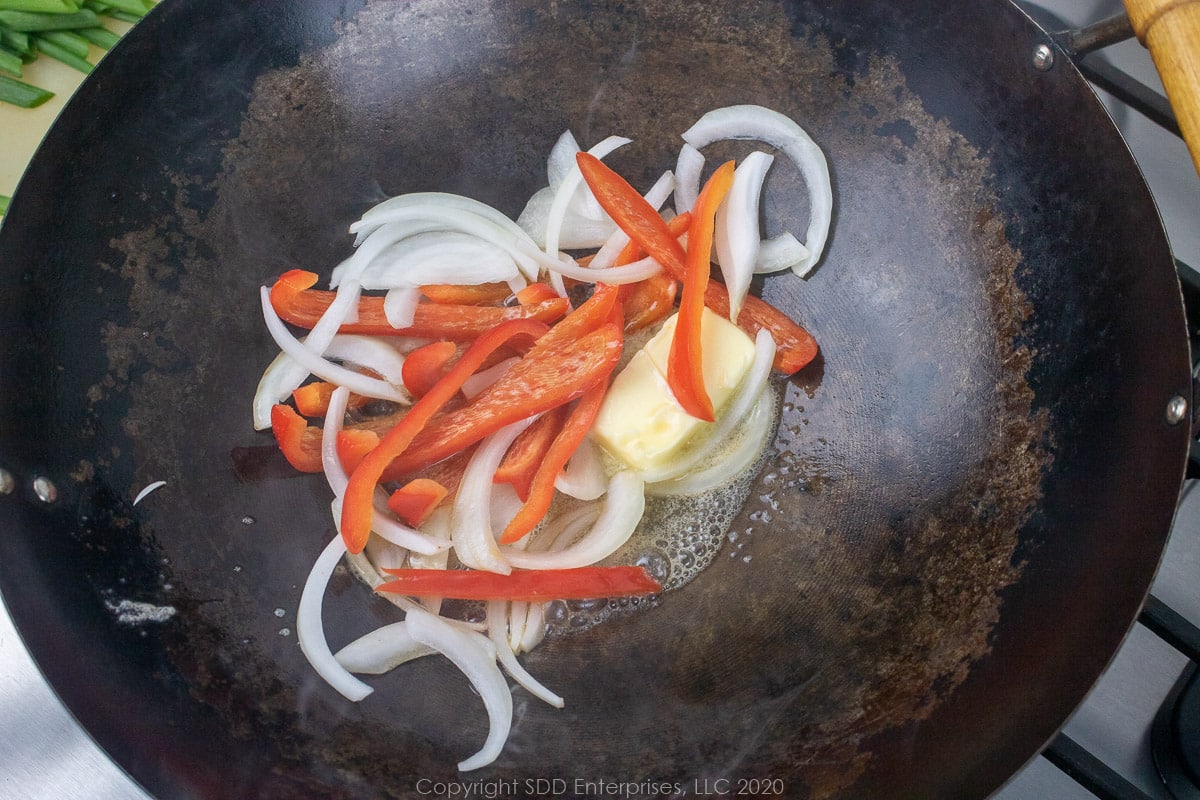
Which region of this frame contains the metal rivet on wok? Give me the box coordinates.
[0,469,13,496]
[1032,43,1055,71]
[32,476,58,504]
[1166,395,1188,425]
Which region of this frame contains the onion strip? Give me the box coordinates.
[296,534,374,701]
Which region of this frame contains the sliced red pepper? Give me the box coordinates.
[270,404,324,473]
[493,405,569,501]
[386,478,450,527]
[500,383,607,544]
[703,283,819,374]
[515,282,561,305]
[269,270,569,340]
[401,340,458,398]
[292,381,374,418]
[379,322,623,481]
[576,152,687,277]
[419,282,512,305]
[336,428,380,474]
[667,160,736,422]
[340,318,552,553]
[536,281,620,349]
[377,565,662,602]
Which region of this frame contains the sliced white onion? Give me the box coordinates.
[132,480,166,506]
[518,602,547,654]
[546,130,581,191]
[334,621,436,674]
[754,231,809,274]
[350,191,537,249]
[404,605,512,772]
[554,438,608,501]
[673,143,705,214]
[259,287,407,403]
[517,187,621,250]
[323,334,409,390]
[359,231,524,291]
[321,386,354,495]
[486,600,564,708]
[637,329,775,484]
[545,252,662,285]
[502,470,644,570]
[451,417,535,574]
[679,104,832,276]
[714,151,774,323]
[646,388,774,496]
[544,135,631,258]
[460,357,518,400]
[297,534,374,701]
[383,287,421,329]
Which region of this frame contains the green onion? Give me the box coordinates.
[0,0,79,12]
[74,23,115,48]
[37,27,86,57]
[0,72,52,106]
[0,27,31,56]
[0,44,21,74]
[0,8,99,30]
[32,32,90,72]
[0,195,10,215]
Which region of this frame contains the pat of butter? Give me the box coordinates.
[592,308,755,470]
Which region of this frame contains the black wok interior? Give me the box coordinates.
[0,1,1190,798]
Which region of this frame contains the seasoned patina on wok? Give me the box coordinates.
[0,1,1189,798]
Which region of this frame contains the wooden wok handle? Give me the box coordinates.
[1123,0,1200,175]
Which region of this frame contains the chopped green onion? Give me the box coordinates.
[0,28,31,56]
[32,32,90,72]
[74,24,115,48]
[0,8,99,30]
[37,27,87,57]
[0,0,78,12]
[0,195,10,215]
[0,72,52,106]
[87,0,144,17]
[0,44,22,74]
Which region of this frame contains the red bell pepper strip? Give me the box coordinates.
[419,282,512,305]
[499,383,607,544]
[268,270,569,340]
[292,381,374,418]
[401,340,458,398]
[535,281,620,349]
[377,565,662,602]
[576,152,687,277]
[336,428,380,475]
[493,405,569,501]
[515,282,561,305]
[270,404,325,473]
[379,322,623,481]
[703,283,819,374]
[667,160,736,422]
[340,318,552,553]
[386,478,450,527]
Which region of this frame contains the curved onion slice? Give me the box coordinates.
[297,534,374,701]
[518,601,547,654]
[673,143,706,215]
[350,191,537,249]
[405,605,512,772]
[754,231,809,274]
[546,252,662,284]
[323,334,409,389]
[360,231,524,291]
[677,104,833,276]
[451,417,536,574]
[636,329,776,484]
[260,287,407,403]
[334,621,436,674]
[486,601,564,707]
[714,151,774,323]
[544,135,631,257]
[517,187,620,250]
[554,438,608,501]
[646,388,774,496]
[502,470,644,570]
[383,286,422,329]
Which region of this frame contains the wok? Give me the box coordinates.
[0,0,1192,798]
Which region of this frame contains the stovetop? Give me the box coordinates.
[0,1,1196,798]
